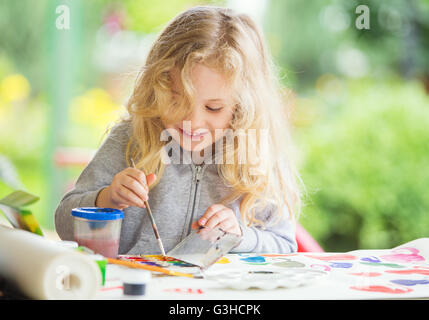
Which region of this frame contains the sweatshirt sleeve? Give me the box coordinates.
[54,121,131,241]
[230,202,297,254]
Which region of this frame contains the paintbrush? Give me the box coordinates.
[131,158,166,257]
[106,258,195,278]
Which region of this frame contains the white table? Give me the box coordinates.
[96,238,429,300]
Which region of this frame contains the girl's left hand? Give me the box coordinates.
[192,204,242,236]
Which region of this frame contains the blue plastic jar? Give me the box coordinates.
[71,207,124,258]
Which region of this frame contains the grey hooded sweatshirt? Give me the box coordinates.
[54,120,297,254]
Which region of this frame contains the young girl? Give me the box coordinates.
[55,6,302,254]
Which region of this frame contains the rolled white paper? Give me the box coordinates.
[0,226,100,299]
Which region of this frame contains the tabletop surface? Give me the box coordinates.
[97,238,429,300]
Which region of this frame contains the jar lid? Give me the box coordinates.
[71,207,124,221]
[121,269,151,284]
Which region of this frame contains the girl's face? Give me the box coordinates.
[163,63,235,152]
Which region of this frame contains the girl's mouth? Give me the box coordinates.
[178,127,209,141]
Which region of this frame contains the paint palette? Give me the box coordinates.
[167,226,242,269]
[119,254,196,268]
[203,268,328,290]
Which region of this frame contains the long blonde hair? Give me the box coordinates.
[120,6,302,227]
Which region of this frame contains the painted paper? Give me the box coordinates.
[99,238,429,300]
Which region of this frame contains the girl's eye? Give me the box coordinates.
[205,105,223,112]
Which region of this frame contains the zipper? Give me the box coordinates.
[187,164,204,234]
[194,165,203,183]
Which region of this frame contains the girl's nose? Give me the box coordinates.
[186,106,206,129]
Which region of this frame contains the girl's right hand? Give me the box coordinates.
[96,167,156,210]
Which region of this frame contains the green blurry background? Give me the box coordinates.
[0,0,428,251]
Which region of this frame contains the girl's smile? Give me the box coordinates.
[178,126,210,141]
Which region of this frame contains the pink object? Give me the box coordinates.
[54,147,95,167]
[310,264,331,271]
[350,285,413,294]
[349,272,382,277]
[305,253,356,261]
[296,222,324,252]
[385,266,429,276]
[380,247,425,263]
[74,237,120,258]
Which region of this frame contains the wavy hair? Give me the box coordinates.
[118,6,302,226]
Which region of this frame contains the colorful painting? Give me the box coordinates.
[100,238,429,299]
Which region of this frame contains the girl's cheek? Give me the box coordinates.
[212,113,233,130]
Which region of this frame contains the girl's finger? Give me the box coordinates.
[125,168,148,191]
[204,209,231,229]
[225,224,242,236]
[126,168,157,189]
[199,204,226,226]
[216,219,235,232]
[116,185,145,208]
[121,175,148,201]
[110,190,131,209]
[146,173,157,187]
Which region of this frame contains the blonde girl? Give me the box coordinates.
[55,6,301,254]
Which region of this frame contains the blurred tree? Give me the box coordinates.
[265,0,429,91]
[342,0,429,90]
[98,0,225,34]
[296,78,429,251]
[0,0,47,92]
[264,0,429,251]
[264,0,330,90]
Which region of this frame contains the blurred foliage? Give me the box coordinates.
[99,0,225,33]
[0,1,46,90]
[69,88,123,129]
[295,77,429,251]
[265,0,429,91]
[0,71,47,227]
[263,0,429,251]
[67,87,127,149]
[343,0,429,79]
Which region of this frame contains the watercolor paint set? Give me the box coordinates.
[116,226,241,275]
[166,226,242,269]
[99,238,429,299]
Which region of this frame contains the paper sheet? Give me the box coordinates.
[99,238,429,300]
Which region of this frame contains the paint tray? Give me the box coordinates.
[166,226,241,270]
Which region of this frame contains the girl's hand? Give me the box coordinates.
[96,167,156,210]
[192,204,242,236]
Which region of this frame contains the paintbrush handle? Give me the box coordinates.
[107,258,194,278]
[144,202,158,236]
[131,159,166,256]
[144,205,166,252]
[144,204,166,255]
